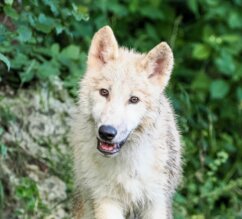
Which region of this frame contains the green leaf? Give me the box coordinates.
[37,62,59,79]
[11,53,29,69]
[191,215,205,219]
[60,45,80,60]
[129,0,139,12]
[34,14,55,33]
[106,2,128,17]
[20,60,36,83]
[0,127,4,136]
[3,5,19,20]
[210,80,230,99]
[140,6,164,19]
[228,11,242,29]
[50,44,60,57]
[192,44,211,60]
[0,144,7,158]
[215,51,236,76]
[145,24,159,41]
[202,25,213,42]
[187,0,199,16]
[55,24,64,35]
[20,71,34,83]
[191,72,210,91]
[236,87,242,101]
[72,4,89,21]
[0,181,4,210]
[17,26,32,42]
[43,0,59,16]
[221,34,241,43]
[4,0,13,5]
[0,53,11,71]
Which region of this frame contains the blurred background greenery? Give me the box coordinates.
[0,0,242,218]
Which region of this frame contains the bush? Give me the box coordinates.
[0,0,242,218]
[0,0,88,95]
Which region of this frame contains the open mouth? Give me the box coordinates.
[97,139,126,155]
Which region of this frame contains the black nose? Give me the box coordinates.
[99,125,117,141]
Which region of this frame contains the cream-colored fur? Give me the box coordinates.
[71,26,182,219]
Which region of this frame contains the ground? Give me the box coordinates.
[0,78,74,219]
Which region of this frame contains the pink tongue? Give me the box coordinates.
[101,143,115,151]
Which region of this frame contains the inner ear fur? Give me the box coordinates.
[87,26,119,69]
[142,42,174,88]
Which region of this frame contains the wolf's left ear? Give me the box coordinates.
[142,42,174,88]
[87,26,118,69]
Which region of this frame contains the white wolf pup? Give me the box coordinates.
[71,26,182,219]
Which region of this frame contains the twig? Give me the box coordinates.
[170,15,182,49]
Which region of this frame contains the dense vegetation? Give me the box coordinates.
[0,0,242,218]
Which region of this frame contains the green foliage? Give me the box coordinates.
[0,0,88,94]
[15,178,47,216]
[0,104,10,159]
[0,180,3,219]
[0,0,242,218]
[0,53,10,71]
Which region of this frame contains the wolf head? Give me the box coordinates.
[80,26,174,157]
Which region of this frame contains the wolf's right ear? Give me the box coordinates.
[87,26,118,69]
[141,42,174,89]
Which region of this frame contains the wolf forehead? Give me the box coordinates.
[85,25,174,91]
[88,54,150,87]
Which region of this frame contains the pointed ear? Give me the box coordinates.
[87,26,118,69]
[142,42,174,88]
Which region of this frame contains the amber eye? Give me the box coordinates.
[129,96,139,104]
[99,89,109,97]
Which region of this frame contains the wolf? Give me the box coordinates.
[71,26,182,219]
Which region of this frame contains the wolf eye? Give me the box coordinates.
[99,88,109,97]
[129,96,139,104]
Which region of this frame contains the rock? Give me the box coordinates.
[0,77,74,218]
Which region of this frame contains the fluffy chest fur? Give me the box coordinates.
[74,121,170,208]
